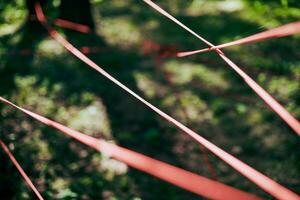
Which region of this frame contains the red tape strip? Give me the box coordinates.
[142,0,300,137]
[0,140,44,200]
[54,18,91,33]
[177,21,300,57]
[0,97,261,200]
[34,2,300,199]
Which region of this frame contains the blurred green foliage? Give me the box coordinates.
[0,0,299,199]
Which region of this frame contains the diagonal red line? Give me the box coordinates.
[54,18,91,33]
[142,1,300,199]
[142,0,300,137]
[34,2,300,199]
[0,140,44,200]
[177,21,300,57]
[0,96,261,200]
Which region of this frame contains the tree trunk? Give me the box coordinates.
[59,0,95,30]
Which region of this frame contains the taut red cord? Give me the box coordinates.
[35,2,300,200]
[142,0,300,137]
[0,140,44,200]
[177,21,300,57]
[54,18,91,33]
[0,97,261,200]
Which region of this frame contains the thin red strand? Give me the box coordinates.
[142,0,300,137]
[177,21,300,57]
[0,140,44,200]
[34,2,300,199]
[54,18,91,33]
[0,97,261,200]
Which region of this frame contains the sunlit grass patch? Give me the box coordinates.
[240,1,300,27]
[37,38,65,57]
[0,0,26,36]
[134,71,167,98]
[68,100,111,138]
[163,60,229,90]
[268,77,299,100]
[184,0,244,16]
[13,75,58,114]
[98,17,142,48]
[178,91,213,122]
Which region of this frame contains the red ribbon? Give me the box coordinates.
[54,18,91,33]
[142,0,300,137]
[34,2,300,199]
[0,97,261,200]
[177,21,300,57]
[0,140,44,200]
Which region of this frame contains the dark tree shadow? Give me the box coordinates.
[1,1,300,199]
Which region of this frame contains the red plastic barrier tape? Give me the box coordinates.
[34,2,300,200]
[142,0,300,138]
[177,21,300,57]
[0,140,44,200]
[0,97,261,200]
[54,18,91,33]
[28,14,91,34]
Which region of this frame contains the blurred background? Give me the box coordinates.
[0,0,299,199]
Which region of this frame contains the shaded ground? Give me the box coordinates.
[0,0,299,199]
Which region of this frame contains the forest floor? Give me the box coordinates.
[0,1,299,199]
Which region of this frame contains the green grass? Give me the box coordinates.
[0,0,299,199]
